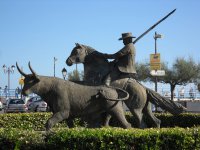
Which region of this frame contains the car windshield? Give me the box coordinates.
[9,99,24,104]
[35,99,43,102]
[28,96,41,102]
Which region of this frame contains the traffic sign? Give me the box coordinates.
[150,53,161,70]
[150,70,165,76]
[150,53,160,63]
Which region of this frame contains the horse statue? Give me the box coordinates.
[66,43,186,128]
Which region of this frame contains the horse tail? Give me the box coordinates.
[146,88,186,115]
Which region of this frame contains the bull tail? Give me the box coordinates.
[146,88,186,115]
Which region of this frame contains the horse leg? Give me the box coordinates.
[107,102,131,129]
[124,82,147,128]
[143,101,161,128]
[46,110,69,131]
[130,108,146,128]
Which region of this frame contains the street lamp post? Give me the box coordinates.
[153,32,162,92]
[2,64,15,91]
[54,57,57,77]
[62,68,67,80]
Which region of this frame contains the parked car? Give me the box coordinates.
[0,97,8,106]
[27,96,47,112]
[5,98,28,113]
[26,96,41,108]
[0,100,3,111]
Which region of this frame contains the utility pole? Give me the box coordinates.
[54,57,57,77]
[154,32,162,92]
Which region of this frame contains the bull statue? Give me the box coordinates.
[16,62,131,130]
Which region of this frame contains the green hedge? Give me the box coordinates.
[0,113,200,130]
[154,113,200,128]
[0,127,199,150]
[0,113,200,149]
[126,113,200,128]
[0,113,65,131]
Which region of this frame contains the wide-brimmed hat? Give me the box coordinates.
[118,32,136,40]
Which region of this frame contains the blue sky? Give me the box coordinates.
[0,0,200,90]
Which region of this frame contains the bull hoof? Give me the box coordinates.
[45,122,52,131]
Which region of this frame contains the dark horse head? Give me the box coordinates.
[66,43,108,66]
[66,43,110,84]
[66,43,87,66]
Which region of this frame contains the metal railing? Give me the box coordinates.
[158,89,200,100]
[0,88,200,100]
[0,89,19,98]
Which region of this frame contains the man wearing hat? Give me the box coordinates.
[103,32,137,84]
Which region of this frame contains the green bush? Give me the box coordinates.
[0,127,199,150]
[155,113,200,128]
[111,112,200,128]
[0,113,200,149]
[0,113,66,131]
[0,113,200,130]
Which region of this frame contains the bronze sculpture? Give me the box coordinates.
[65,9,185,128]
[16,62,131,130]
[66,43,185,128]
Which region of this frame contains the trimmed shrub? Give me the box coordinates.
[155,113,200,128]
[0,127,199,150]
[0,113,200,130]
[112,112,200,128]
[0,113,199,149]
[0,113,67,131]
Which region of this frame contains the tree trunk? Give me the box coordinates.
[170,84,176,101]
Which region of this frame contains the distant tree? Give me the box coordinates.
[136,57,200,100]
[159,57,200,100]
[68,70,84,81]
[135,61,151,82]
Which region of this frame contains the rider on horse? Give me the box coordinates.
[102,32,137,85]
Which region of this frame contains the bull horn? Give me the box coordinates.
[16,62,27,77]
[28,61,37,76]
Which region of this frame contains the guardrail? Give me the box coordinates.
[0,88,200,100]
[0,89,21,99]
[159,90,200,100]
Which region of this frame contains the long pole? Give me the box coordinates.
[154,32,158,112]
[20,67,23,98]
[133,9,176,44]
[155,32,158,92]
[54,57,56,77]
[8,68,10,91]
[76,64,78,79]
